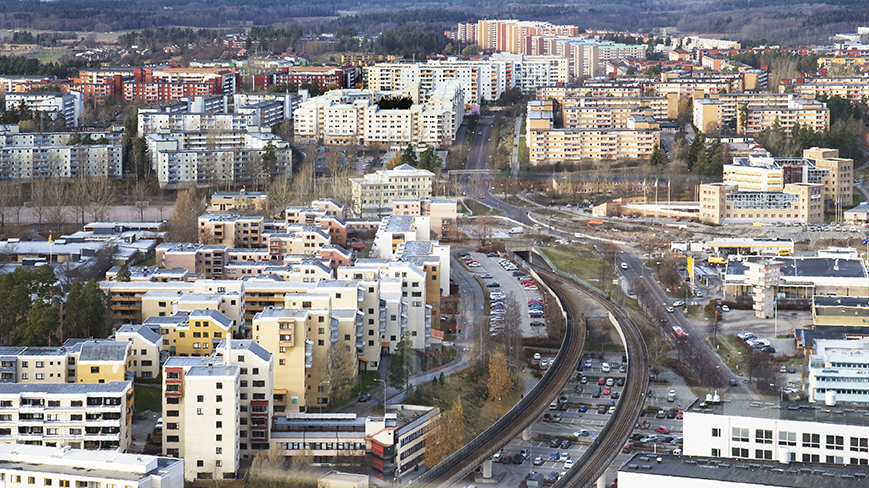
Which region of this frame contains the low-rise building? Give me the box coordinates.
[724,256,869,299]
[367,404,440,479]
[807,338,869,404]
[698,182,824,225]
[209,189,269,212]
[0,444,184,488]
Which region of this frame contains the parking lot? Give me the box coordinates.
[463,252,545,338]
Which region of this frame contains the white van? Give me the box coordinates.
[601,363,611,373]
[509,226,524,234]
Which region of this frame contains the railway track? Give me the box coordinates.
[412,261,647,488]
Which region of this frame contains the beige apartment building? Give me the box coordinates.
[349,164,434,217]
[209,189,268,212]
[563,105,655,130]
[198,215,264,248]
[527,124,660,163]
[391,197,457,239]
[699,182,824,225]
[560,94,678,121]
[741,98,829,135]
[114,324,162,379]
[162,356,240,481]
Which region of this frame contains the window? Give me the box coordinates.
[166,435,179,442]
[216,382,222,389]
[779,431,797,446]
[252,380,265,388]
[90,367,99,374]
[166,423,179,430]
[216,395,223,402]
[216,447,222,454]
[755,449,772,460]
[851,437,869,452]
[197,408,203,415]
[35,373,44,380]
[20,373,27,380]
[216,409,222,415]
[216,434,222,441]
[197,395,204,402]
[166,410,179,417]
[197,461,204,467]
[252,368,258,374]
[712,428,721,438]
[35,361,43,368]
[732,428,749,443]
[803,433,820,449]
[756,429,773,445]
[216,421,222,428]
[711,448,721,457]
[732,447,749,458]
[827,435,845,451]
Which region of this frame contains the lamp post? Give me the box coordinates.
[374,378,387,414]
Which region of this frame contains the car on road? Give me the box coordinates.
[666,306,675,313]
[621,262,628,269]
[730,378,739,387]
[487,252,499,257]
[531,321,545,327]
[656,426,671,434]
[481,274,493,279]
[533,456,544,466]
[478,194,485,199]
[721,305,730,312]
[672,300,685,308]
[486,282,500,288]
[359,393,372,402]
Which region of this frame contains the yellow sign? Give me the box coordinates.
[687,256,694,279]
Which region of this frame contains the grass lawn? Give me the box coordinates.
[717,334,750,373]
[134,384,162,413]
[539,244,604,287]
[502,196,534,207]
[464,199,504,216]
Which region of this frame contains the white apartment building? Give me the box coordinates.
[114,324,163,379]
[0,444,184,488]
[0,381,133,451]
[0,144,123,180]
[374,216,432,259]
[162,354,240,481]
[807,339,869,404]
[293,84,463,148]
[5,92,83,127]
[349,164,435,217]
[684,398,869,466]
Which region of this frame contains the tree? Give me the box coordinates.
[742,348,767,384]
[324,342,357,404]
[737,104,749,133]
[12,299,59,347]
[261,142,278,178]
[400,144,418,167]
[63,279,108,340]
[116,264,131,282]
[168,189,205,242]
[424,398,465,468]
[388,332,413,393]
[487,351,512,400]
[687,132,706,170]
[461,44,481,56]
[29,179,50,226]
[649,143,665,167]
[417,146,442,172]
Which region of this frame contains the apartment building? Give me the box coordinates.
[4,92,82,127]
[560,94,679,121]
[742,97,829,135]
[0,143,123,180]
[391,197,457,239]
[209,189,268,212]
[73,341,132,384]
[138,107,285,138]
[527,123,660,163]
[694,98,726,132]
[683,397,869,466]
[293,84,463,147]
[162,356,240,481]
[476,20,581,54]
[0,444,184,488]
[349,164,435,217]
[115,324,162,379]
[222,259,334,282]
[101,281,195,323]
[198,214,265,248]
[251,308,313,413]
[721,149,852,210]
[156,243,227,279]
[0,381,133,451]
[698,182,824,225]
[395,240,450,298]
[149,309,234,357]
[784,77,869,103]
[374,216,431,259]
[141,287,245,327]
[563,105,655,130]
[267,225,332,259]
[211,339,273,459]
[153,143,291,187]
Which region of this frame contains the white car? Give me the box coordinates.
[721,305,730,312]
[564,459,574,470]
[534,352,541,360]
[621,262,628,269]
[666,306,675,313]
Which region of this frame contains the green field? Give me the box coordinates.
[133,384,162,413]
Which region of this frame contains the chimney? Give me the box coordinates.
[224,337,232,367]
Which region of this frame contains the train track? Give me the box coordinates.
[412,261,647,488]
[535,267,649,488]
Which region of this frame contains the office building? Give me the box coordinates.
[699,182,824,225]
[807,339,869,404]
[368,404,440,479]
[723,256,869,300]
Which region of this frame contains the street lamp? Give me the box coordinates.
[374,378,387,414]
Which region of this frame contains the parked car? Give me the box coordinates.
[622,445,633,453]
[533,456,544,466]
[578,404,588,413]
[666,410,676,419]
[359,393,372,402]
[760,346,776,354]
[559,452,570,462]
[512,453,525,464]
[597,405,607,414]
[610,391,620,399]
[564,459,574,470]
[549,452,559,461]
[575,429,590,437]
[500,454,511,464]
[580,376,588,384]
[656,426,670,434]
[550,438,561,448]
[721,305,730,312]
[616,378,624,387]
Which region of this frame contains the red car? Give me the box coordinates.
[598,377,606,385]
[478,194,485,199]
[676,410,683,419]
[655,426,670,434]
[622,445,633,453]
[603,386,612,395]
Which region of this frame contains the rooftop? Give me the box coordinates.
[0,444,181,481]
[725,257,867,279]
[78,341,130,363]
[215,339,271,364]
[115,325,162,346]
[618,452,868,487]
[0,381,130,395]
[687,398,869,427]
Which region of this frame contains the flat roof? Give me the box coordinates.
[725,257,867,279]
[0,381,130,395]
[619,453,868,487]
[814,296,869,308]
[687,399,869,427]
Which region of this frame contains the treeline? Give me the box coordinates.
[0,55,95,78]
[118,28,222,49]
[377,25,451,59]
[732,51,819,73]
[0,267,109,347]
[7,31,77,47]
[331,9,476,34]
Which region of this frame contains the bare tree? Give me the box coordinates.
[45,180,68,228]
[130,181,150,222]
[0,183,22,231]
[30,180,50,226]
[265,175,293,218]
[168,189,205,242]
[323,342,357,404]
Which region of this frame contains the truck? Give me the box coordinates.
[509,226,524,234]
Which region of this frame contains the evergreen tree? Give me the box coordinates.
[388,332,413,393]
[12,300,59,347]
[417,146,442,171]
[64,280,108,339]
[116,264,131,282]
[649,143,666,166]
[687,132,706,169]
[399,145,418,167]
